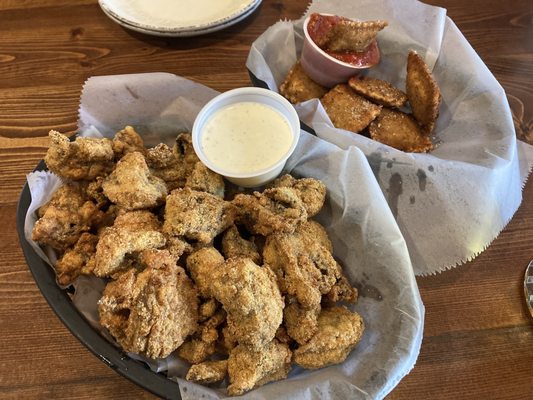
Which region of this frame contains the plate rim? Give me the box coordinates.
[16,159,183,400]
[98,0,261,35]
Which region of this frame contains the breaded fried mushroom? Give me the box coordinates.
[44,131,115,181]
[284,299,320,345]
[112,125,145,158]
[406,51,441,134]
[98,250,199,359]
[54,233,99,286]
[209,258,283,351]
[321,84,382,133]
[145,143,186,191]
[324,273,358,305]
[263,222,342,309]
[186,360,228,385]
[178,309,226,364]
[185,161,225,198]
[164,188,236,244]
[279,61,328,104]
[227,341,292,396]
[270,174,327,217]
[93,210,166,277]
[102,151,167,210]
[174,132,201,175]
[221,225,261,264]
[233,187,307,236]
[32,183,103,251]
[293,306,364,369]
[186,247,225,298]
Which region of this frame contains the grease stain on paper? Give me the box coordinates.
[387,173,403,218]
[417,168,427,191]
[354,281,383,301]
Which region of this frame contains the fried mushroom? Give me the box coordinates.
[186,360,228,385]
[98,250,199,359]
[32,183,103,251]
[102,151,168,210]
[185,161,225,198]
[44,131,115,181]
[233,187,307,236]
[269,174,327,217]
[227,340,292,396]
[92,210,166,277]
[163,188,235,244]
[209,258,283,351]
[263,222,342,309]
[221,225,261,264]
[112,125,145,159]
[54,233,98,286]
[293,306,364,369]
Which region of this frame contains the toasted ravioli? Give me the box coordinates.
[369,108,433,153]
[327,20,388,52]
[321,84,382,133]
[406,51,441,134]
[348,76,407,108]
[279,61,328,104]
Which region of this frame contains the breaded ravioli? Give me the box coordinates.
[279,61,328,104]
[348,76,407,108]
[369,108,433,152]
[327,19,388,52]
[321,84,382,133]
[406,50,441,134]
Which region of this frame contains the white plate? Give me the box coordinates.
[99,0,262,37]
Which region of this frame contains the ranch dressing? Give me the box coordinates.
[200,102,293,174]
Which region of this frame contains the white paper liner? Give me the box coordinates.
[245,0,533,275]
[24,72,423,399]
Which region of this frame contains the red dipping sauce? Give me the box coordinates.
[306,13,380,68]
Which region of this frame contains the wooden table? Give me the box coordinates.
[1,1,532,398]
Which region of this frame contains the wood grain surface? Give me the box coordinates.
[1,0,532,399]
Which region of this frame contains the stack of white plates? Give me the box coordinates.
[98,0,262,37]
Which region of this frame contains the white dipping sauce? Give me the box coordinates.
[200,102,293,174]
